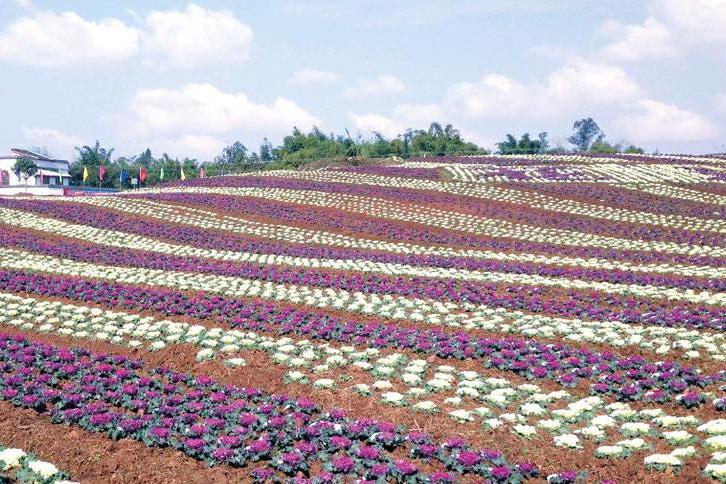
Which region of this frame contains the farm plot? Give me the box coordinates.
[0,153,724,483]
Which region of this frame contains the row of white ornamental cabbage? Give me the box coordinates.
[32,197,722,278]
[2,241,725,361]
[78,193,726,258]
[3,247,726,344]
[3,293,725,474]
[1,209,720,305]
[0,445,76,483]
[253,169,725,233]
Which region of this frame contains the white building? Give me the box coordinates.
[0,148,72,195]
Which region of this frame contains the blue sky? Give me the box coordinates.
[1,0,725,161]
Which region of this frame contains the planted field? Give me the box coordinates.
[0,153,724,483]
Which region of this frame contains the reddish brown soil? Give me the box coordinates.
[13,287,726,378]
[0,327,717,483]
[0,401,252,484]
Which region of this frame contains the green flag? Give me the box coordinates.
[160,166,165,181]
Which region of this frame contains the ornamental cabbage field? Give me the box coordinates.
[0,153,724,483]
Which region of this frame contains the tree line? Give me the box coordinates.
[64,123,487,188]
[496,118,644,155]
[20,118,645,189]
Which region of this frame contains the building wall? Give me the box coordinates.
[0,157,72,187]
[0,158,31,185]
[0,185,65,196]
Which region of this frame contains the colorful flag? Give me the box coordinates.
[98,164,107,181]
[120,169,129,184]
[180,167,186,181]
[199,166,206,178]
[139,166,148,183]
[82,166,89,182]
[160,166,165,181]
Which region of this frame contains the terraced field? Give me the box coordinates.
[0,153,724,483]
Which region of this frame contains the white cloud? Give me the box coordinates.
[658,0,726,45]
[443,58,641,119]
[596,1,726,63]
[119,83,319,159]
[0,4,252,68]
[0,10,139,66]
[349,113,407,138]
[457,128,498,150]
[348,57,716,148]
[22,127,83,160]
[142,4,253,68]
[613,99,718,142]
[288,67,341,85]
[146,134,228,161]
[392,104,447,125]
[599,17,677,61]
[344,75,407,98]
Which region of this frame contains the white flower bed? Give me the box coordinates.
[17,198,720,283]
[5,206,718,305]
[247,168,726,234]
[2,292,725,467]
[93,187,725,258]
[0,445,77,483]
[2,245,725,365]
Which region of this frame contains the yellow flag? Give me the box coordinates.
[82,165,89,182]
[181,168,186,181]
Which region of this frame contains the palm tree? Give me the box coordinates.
[75,141,114,165]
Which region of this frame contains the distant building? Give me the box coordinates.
[0,148,72,195]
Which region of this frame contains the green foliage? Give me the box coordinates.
[568,118,602,151]
[497,132,549,154]
[69,142,199,188]
[623,145,645,154]
[588,133,645,155]
[12,157,38,181]
[66,123,486,188]
[588,136,619,154]
[565,118,645,154]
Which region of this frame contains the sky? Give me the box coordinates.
[1,0,725,161]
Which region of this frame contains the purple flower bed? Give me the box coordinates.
[128,179,724,247]
[335,165,442,180]
[4,228,724,330]
[521,183,726,220]
[2,270,723,403]
[406,156,552,166]
[0,334,539,481]
[5,225,720,292]
[3,196,722,269]
[408,154,726,166]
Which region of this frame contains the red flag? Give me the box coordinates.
[98,164,107,181]
[139,166,148,183]
[199,166,206,178]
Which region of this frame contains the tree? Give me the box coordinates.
[496,133,543,154]
[496,134,519,154]
[136,148,153,166]
[589,137,619,154]
[214,142,248,173]
[13,157,38,192]
[623,145,645,154]
[76,141,114,165]
[260,138,274,162]
[568,118,602,151]
[537,132,549,153]
[72,141,116,187]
